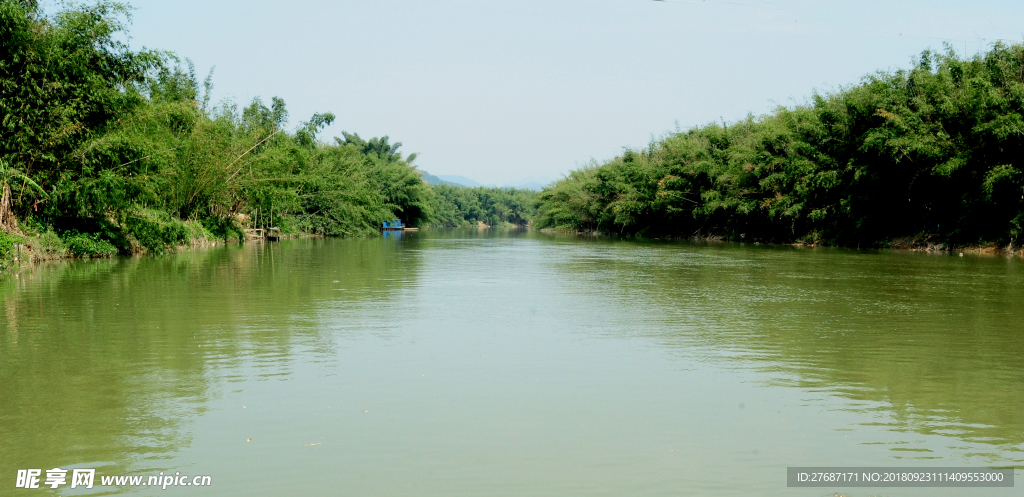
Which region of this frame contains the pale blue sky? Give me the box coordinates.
[52,0,1024,185]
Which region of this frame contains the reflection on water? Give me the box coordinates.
[0,237,420,491]
[1,230,1021,496]
[550,240,1024,457]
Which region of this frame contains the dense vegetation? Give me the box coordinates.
[536,44,1024,249]
[0,0,431,266]
[428,185,537,227]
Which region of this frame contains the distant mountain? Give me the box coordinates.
[419,170,457,186]
[436,175,483,187]
[420,172,549,191]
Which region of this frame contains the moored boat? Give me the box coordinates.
[381,220,417,231]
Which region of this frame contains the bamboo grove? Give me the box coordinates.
[0,0,440,261]
[535,44,1024,249]
[429,185,537,227]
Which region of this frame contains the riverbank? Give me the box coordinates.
[540,227,1024,258]
[533,43,1024,250]
[0,229,210,272]
[0,226,323,273]
[886,235,1024,257]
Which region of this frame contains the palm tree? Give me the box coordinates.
[336,132,416,164]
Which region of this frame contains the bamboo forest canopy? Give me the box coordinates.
[0,0,432,257]
[535,43,1024,248]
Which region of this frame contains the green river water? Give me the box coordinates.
[1,229,1022,496]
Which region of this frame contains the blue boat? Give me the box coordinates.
[381,219,417,231]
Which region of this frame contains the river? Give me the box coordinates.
[1,229,1021,496]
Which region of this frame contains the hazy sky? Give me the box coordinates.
[53,0,1024,185]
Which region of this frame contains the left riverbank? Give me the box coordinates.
[0,0,433,273]
[0,227,316,273]
[0,225,339,273]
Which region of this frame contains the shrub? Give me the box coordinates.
[62,232,118,258]
[120,211,191,253]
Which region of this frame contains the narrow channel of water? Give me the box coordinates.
[1,229,1021,496]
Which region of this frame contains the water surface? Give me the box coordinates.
[1,230,1022,496]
